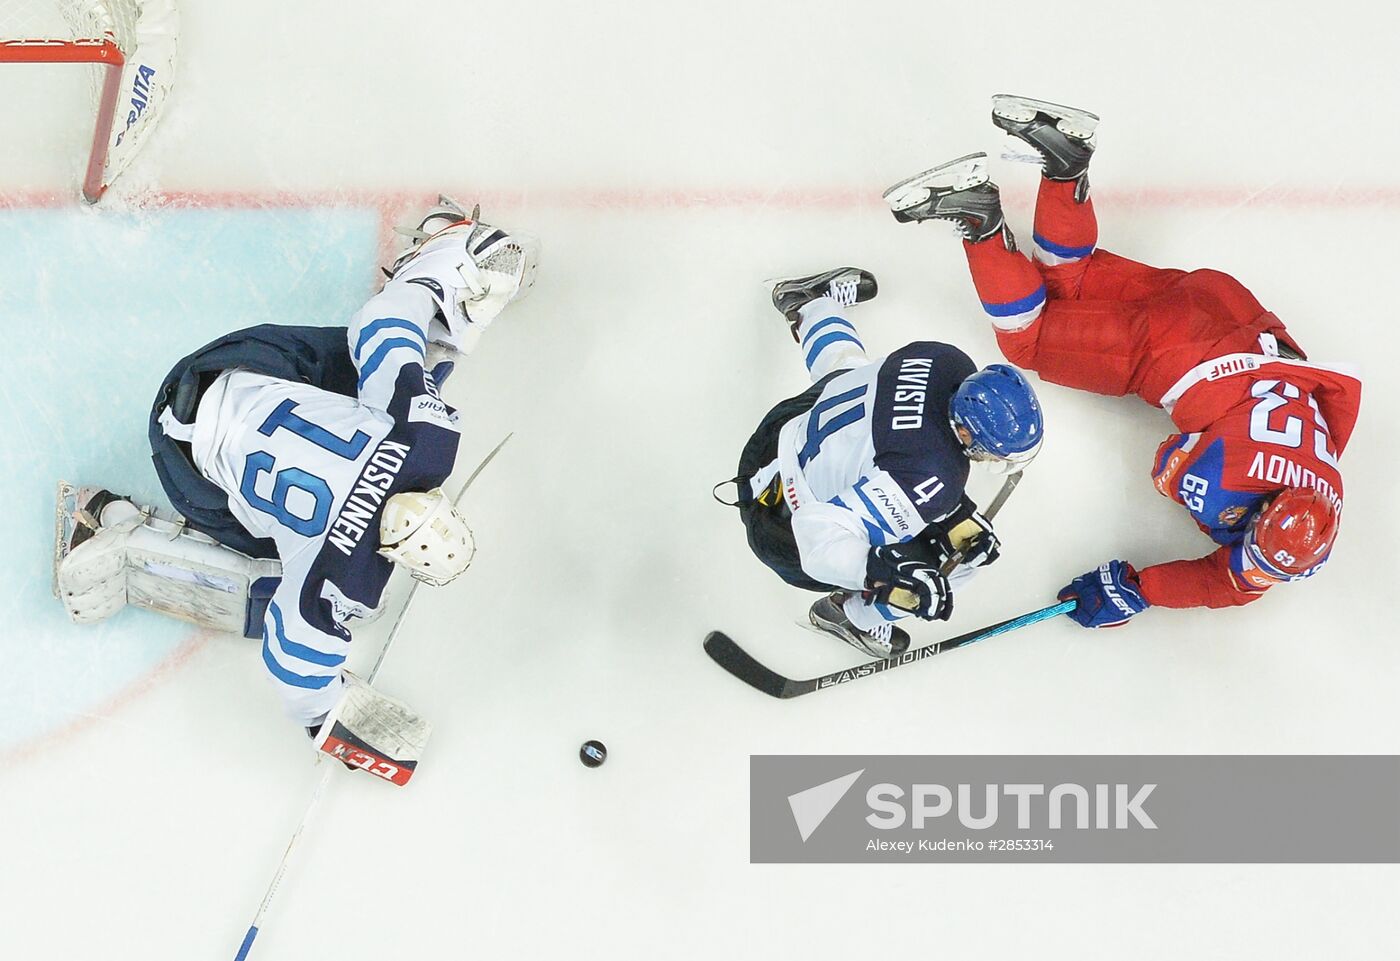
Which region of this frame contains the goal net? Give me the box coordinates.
[0,0,178,202]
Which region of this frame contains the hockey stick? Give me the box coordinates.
[234,431,513,961]
[704,599,1075,699]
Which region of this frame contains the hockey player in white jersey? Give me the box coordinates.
[726,267,1043,658]
[54,200,538,784]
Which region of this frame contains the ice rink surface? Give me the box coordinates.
[3,1,1399,958]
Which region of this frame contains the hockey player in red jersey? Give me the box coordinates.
[883,95,1362,628]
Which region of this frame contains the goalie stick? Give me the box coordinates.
[234,432,512,961]
[704,599,1075,699]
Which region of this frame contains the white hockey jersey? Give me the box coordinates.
[752,341,981,591]
[190,282,460,724]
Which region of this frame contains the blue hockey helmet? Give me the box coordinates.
[949,364,1044,472]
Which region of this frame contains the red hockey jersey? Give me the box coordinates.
[1138,355,1362,608]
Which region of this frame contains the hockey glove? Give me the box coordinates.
[866,541,953,621]
[1058,560,1151,629]
[922,503,1001,570]
[959,524,1001,569]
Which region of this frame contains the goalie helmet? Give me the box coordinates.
[1245,488,1339,579]
[949,364,1044,473]
[378,489,475,586]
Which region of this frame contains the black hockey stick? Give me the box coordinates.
[704,599,1075,699]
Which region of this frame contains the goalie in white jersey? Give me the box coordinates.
[54,200,538,785]
[725,267,1044,659]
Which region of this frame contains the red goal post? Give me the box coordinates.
[0,0,178,202]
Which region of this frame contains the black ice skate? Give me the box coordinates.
[808,592,910,659]
[770,266,878,338]
[883,153,1008,244]
[991,94,1098,185]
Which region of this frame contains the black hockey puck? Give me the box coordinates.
[579,740,607,768]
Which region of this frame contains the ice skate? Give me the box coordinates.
[769,266,878,336]
[55,484,139,558]
[808,592,910,659]
[883,153,1007,243]
[386,195,480,277]
[991,94,1098,183]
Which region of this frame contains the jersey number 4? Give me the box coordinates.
[1248,380,1340,469]
[239,400,371,537]
[798,385,867,469]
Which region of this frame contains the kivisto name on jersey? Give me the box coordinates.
[890,357,933,430]
[327,440,412,556]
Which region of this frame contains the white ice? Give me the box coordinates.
[2,1,1399,959]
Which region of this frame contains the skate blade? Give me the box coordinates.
[882,152,989,210]
[992,94,1099,138]
[796,617,892,659]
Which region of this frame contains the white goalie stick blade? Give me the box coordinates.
[53,480,79,599]
[312,673,431,787]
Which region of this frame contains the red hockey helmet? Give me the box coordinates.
[1245,488,1340,578]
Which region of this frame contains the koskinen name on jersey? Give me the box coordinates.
[326,440,412,556]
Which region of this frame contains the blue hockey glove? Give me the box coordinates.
[866,542,953,621]
[429,360,456,388]
[1058,560,1150,629]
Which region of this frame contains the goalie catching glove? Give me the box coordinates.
[387,196,540,355]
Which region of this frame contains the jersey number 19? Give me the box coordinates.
[239,400,371,537]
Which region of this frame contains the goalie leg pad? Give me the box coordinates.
[54,482,281,636]
[312,672,431,786]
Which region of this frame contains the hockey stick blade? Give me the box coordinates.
[705,599,1074,699]
[704,631,799,698]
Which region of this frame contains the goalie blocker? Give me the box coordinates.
[311,672,431,786]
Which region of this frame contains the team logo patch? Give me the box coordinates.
[1218,505,1249,527]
